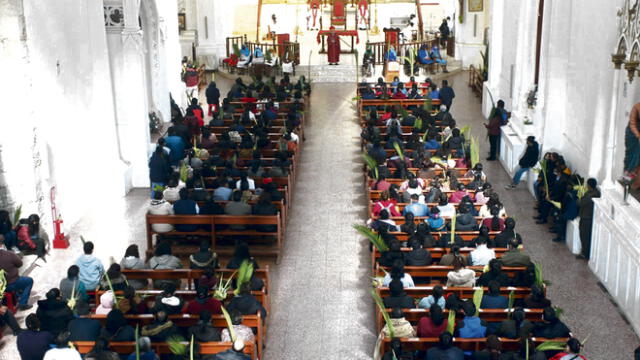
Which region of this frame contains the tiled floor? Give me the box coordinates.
[1,73,639,359]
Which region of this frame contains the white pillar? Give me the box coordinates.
[195,0,225,69]
[157,0,186,111]
[604,69,622,188]
[106,0,151,190]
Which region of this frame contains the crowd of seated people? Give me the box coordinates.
[358,83,589,359]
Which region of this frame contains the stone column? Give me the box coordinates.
[195,0,226,69]
[105,0,151,190]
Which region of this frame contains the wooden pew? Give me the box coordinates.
[358,99,441,116]
[121,268,270,293]
[146,214,283,261]
[376,308,545,333]
[86,313,265,359]
[371,246,508,270]
[379,337,569,354]
[376,286,533,301]
[373,265,526,281]
[73,341,257,359]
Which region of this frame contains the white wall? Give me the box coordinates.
[455,0,491,68]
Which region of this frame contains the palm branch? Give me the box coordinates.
[393,142,404,161]
[470,137,480,167]
[371,288,395,338]
[190,335,195,360]
[414,117,423,131]
[103,272,120,311]
[166,336,187,355]
[534,263,544,288]
[535,341,566,352]
[574,177,588,199]
[12,205,21,226]
[80,236,87,245]
[554,306,564,318]
[550,200,562,209]
[0,270,6,301]
[67,279,80,310]
[135,325,140,360]
[362,153,379,180]
[525,339,529,360]
[398,105,409,120]
[539,159,550,199]
[507,290,515,319]
[460,125,471,143]
[446,308,456,334]
[213,271,236,301]
[423,98,432,113]
[180,162,189,183]
[430,156,447,167]
[450,209,457,244]
[472,288,483,316]
[353,224,389,251]
[234,260,254,296]
[221,306,237,342]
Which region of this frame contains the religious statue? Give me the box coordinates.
[625,103,640,189]
[308,0,321,30]
[357,0,369,30]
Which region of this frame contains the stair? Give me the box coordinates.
[297,64,359,83]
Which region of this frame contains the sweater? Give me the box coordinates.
[148,200,174,232]
[0,249,23,283]
[75,254,104,290]
[17,330,54,360]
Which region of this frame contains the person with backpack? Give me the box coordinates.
[485,99,509,161]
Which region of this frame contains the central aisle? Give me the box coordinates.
[264,84,376,359]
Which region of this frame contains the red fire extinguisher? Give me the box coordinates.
[51,186,68,249]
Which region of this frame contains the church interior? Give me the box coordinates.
[1,0,640,359]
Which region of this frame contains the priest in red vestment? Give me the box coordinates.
[326,26,341,65]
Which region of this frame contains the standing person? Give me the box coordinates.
[206,82,221,116]
[149,146,171,198]
[0,235,33,310]
[577,178,600,260]
[506,136,540,189]
[485,100,508,161]
[164,128,185,167]
[322,26,341,65]
[75,241,104,291]
[439,18,450,49]
[439,80,455,111]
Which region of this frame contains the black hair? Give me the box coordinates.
[155,240,172,257]
[67,265,79,279]
[84,241,94,254]
[26,313,40,331]
[488,280,500,296]
[438,332,453,349]
[124,244,140,258]
[430,304,445,326]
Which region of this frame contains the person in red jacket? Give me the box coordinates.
[418,303,449,337]
[484,99,508,160]
[183,286,222,315]
[549,338,587,360]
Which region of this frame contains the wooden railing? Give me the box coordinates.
[365,39,439,65]
[226,36,300,65]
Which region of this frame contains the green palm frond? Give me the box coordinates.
[430,156,447,167]
[398,105,409,120]
[414,117,423,131]
[539,159,550,199]
[362,153,379,180]
[371,288,394,338]
[422,128,430,142]
[554,306,564,318]
[535,341,566,352]
[423,98,433,113]
[135,325,140,360]
[12,205,21,226]
[180,162,189,183]
[353,224,389,252]
[446,308,456,334]
[526,339,529,360]
[0,270,6,301]
[190,335,195,360]
[460,125,471,142]
[534,263,544,288]
[103,273,120,311]
[507,290,515,319]
[221,306,237,342]
[213,271,236,301]
[234,260,254,296]
[574,177,588,199]
[80,236,87,245]
[473,288,483,316]
[393,142,404,161]
[166,336,187,355]
[581,333,591,347]
[450,209,457,244]
[470,137,480,167]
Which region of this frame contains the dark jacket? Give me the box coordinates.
[0,249,22,283]
[578,188,601,220]
[499,249,531,267]
[173,198,199,231]
[36,298,74,335]
[495,319,535,339]
[383,294,415,309]
[439,86,455,106]
[213,349,251,360]
[68,317,102,341]
[17,330,54,360]
[533,319,571,338]
[480,294,508,309]
[100,324,136,341]
[226,294,267,319]
[519,141,540,168]
[426,347,463,360]
[149,152,170,183]
[477,271,511,287]
[206,85,221,104]
[188,323,221,342]
[405,248,432,266]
